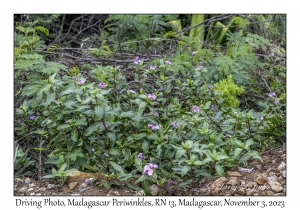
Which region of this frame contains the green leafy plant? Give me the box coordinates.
[42,163,77,186]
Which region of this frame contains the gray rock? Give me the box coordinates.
[227,177,239,186]
[47,184,57,189]
[27,188,34,192]
[282,170,286,178]
[247,189,258,196]
[267,191,274,196]
[24,178,30,184]
[237,188,246,195]
[246,181,256,189]
[68,182,78,190]
[36,193,41,196]
[268,181,283,192]
[30,192,36,196]
[28,183,35,188]
[267,175,278,181]
[19,187,27,193]
[277,162,286,171]
[151,184,159,196]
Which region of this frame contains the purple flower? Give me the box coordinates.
[260,116,264,121]
[119,75,125,80]
[270,52,274,56]
[172,121,181,128]
[99,82,106,88]
[136,56,140,60]
[143,165,153,176]
[192,106,200,112]
[268,92,276,97]
[209,85,214,89]
[197,66,203,70]
[165,135,168,139]
[134,56,141,65]
[65,120,69,124]
[166,60,172,65]
[29,115,35,120]
[147,93,157,100]
[211,105,215,110]
[85,179,91,184]
[150,65,156,70]
[77,79,84,85]
[274,99,279,105]
[130,90,136,94]
[91,148,95,152]
[148,124,160,131]
[138,153,146,159]
[148,163,158,169]
[154,112,159,117]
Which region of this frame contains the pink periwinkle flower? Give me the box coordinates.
[166,60,172,65]
[172,121,181,128]
[130,90,136,94]
[150,65,156,70]
[147,93,157,100]
[165,136,169,140]
[134,56,141,64]
[85,179,91,184]
[260,116,264,121]
[268,92,276,97]
[148,163,158,169]
[99,82,106,88]
[197,66,203,70]
[30,115,35,120]
[77,79,84,85]
[209,85,214,89]
[154,112,159,117]
[211,105,215,110]
[274,99,279,105]
[65,120,69,124]
[138,153,146,159]
[143,165,153,176]
[91,148,95,152]
[192,106,200,112]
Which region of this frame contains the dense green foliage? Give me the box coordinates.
[14,14,286,193]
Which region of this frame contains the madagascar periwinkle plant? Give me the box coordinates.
[15,52,284,192]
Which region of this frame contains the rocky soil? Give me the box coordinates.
[14,145,286,196]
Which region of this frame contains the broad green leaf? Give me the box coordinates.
[134,158,143,172]
[176,149,186,159]
[215,165,226,177]
[57,124,71,130]
[85,122,101,136]
[181,165,191,176]
[127,183,143,191]
[133,133,147,140]
[109,148,120,156]
[233,148,243,157]
[142,180,152,196]
[138,101,147,113]
[142,140,149,152]
[109,161,124,173]
[82,164,99,172]
[134,174,147,185]
[95,106,104,119]
[117,173,133,181]
[102,180,111,189]
[42,174,56,179]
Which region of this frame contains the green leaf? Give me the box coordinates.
[134,158,143,172]
[95,106,104,119]
[57,124,71,130]
[142,180,152,196]
[181,165,191,176]
[42,174,56,179]
[134,174,147,185]
[102,180,111,189]
[127,183,143,191]
[109,148,120,156]
[117,173,133,181]
[138,101,147,113]
[85,122,101,136]
[215,165,226,177]
[176,149,186,159]
[82,164,99,172]
[34,147,47,151]
[142,140,149,153]
[233,148,243,157]
[109,161,124,173]
[133,133,147,140]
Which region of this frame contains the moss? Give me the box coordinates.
[214,75,244,108]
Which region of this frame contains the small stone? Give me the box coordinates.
[211,187,221,196]
[68,182,78,190]
[241,181,246,186]
[27,188,34,192]
[277,162,286,171]
[227,177,239,186]
[247,189,258,196]
[268,181,283,192]
[38,187,46,192]
[237,188,246,195]
[267,191,274,196]
[47,184,56,189]
[256,175,268,185]
[227,171,242,177]
[113,191,120,196]
[282,170,286,178]
[30,192,36,196]
[24,178,30,184]
[28,183,35,188]
[273,193,285,196]
[246,181,256,189]
[151,184,159,196]
[272,160,276,164]
[212,177,228,188]
[135,190,145,196]
[36,193,41,196]
[267,175,278,181]
[255,165,262,170]
[19,187,27,193]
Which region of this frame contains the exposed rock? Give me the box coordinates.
[282,170,286,178]
[38,187,46,192]
[246,181,256,189]
[211,187,221,196]
[267,175,278,181]
[151,184,159,196]
[227,171,242,177]
[227,177,239,186]
[277,162,286,171]
[68,182,78,190]
[256,175,268,185]
[267,191,274,196]
[28,183,36,188]
[135,190,145,196]
[36,193,41,196]
[67,171,107,183]
[30,192,36,196]
[268,181,283,192]
[19,187,27,193]
[47,184,57,189]
[212,177,228,188]
[24,178,30,184]
[27,188,34,192]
